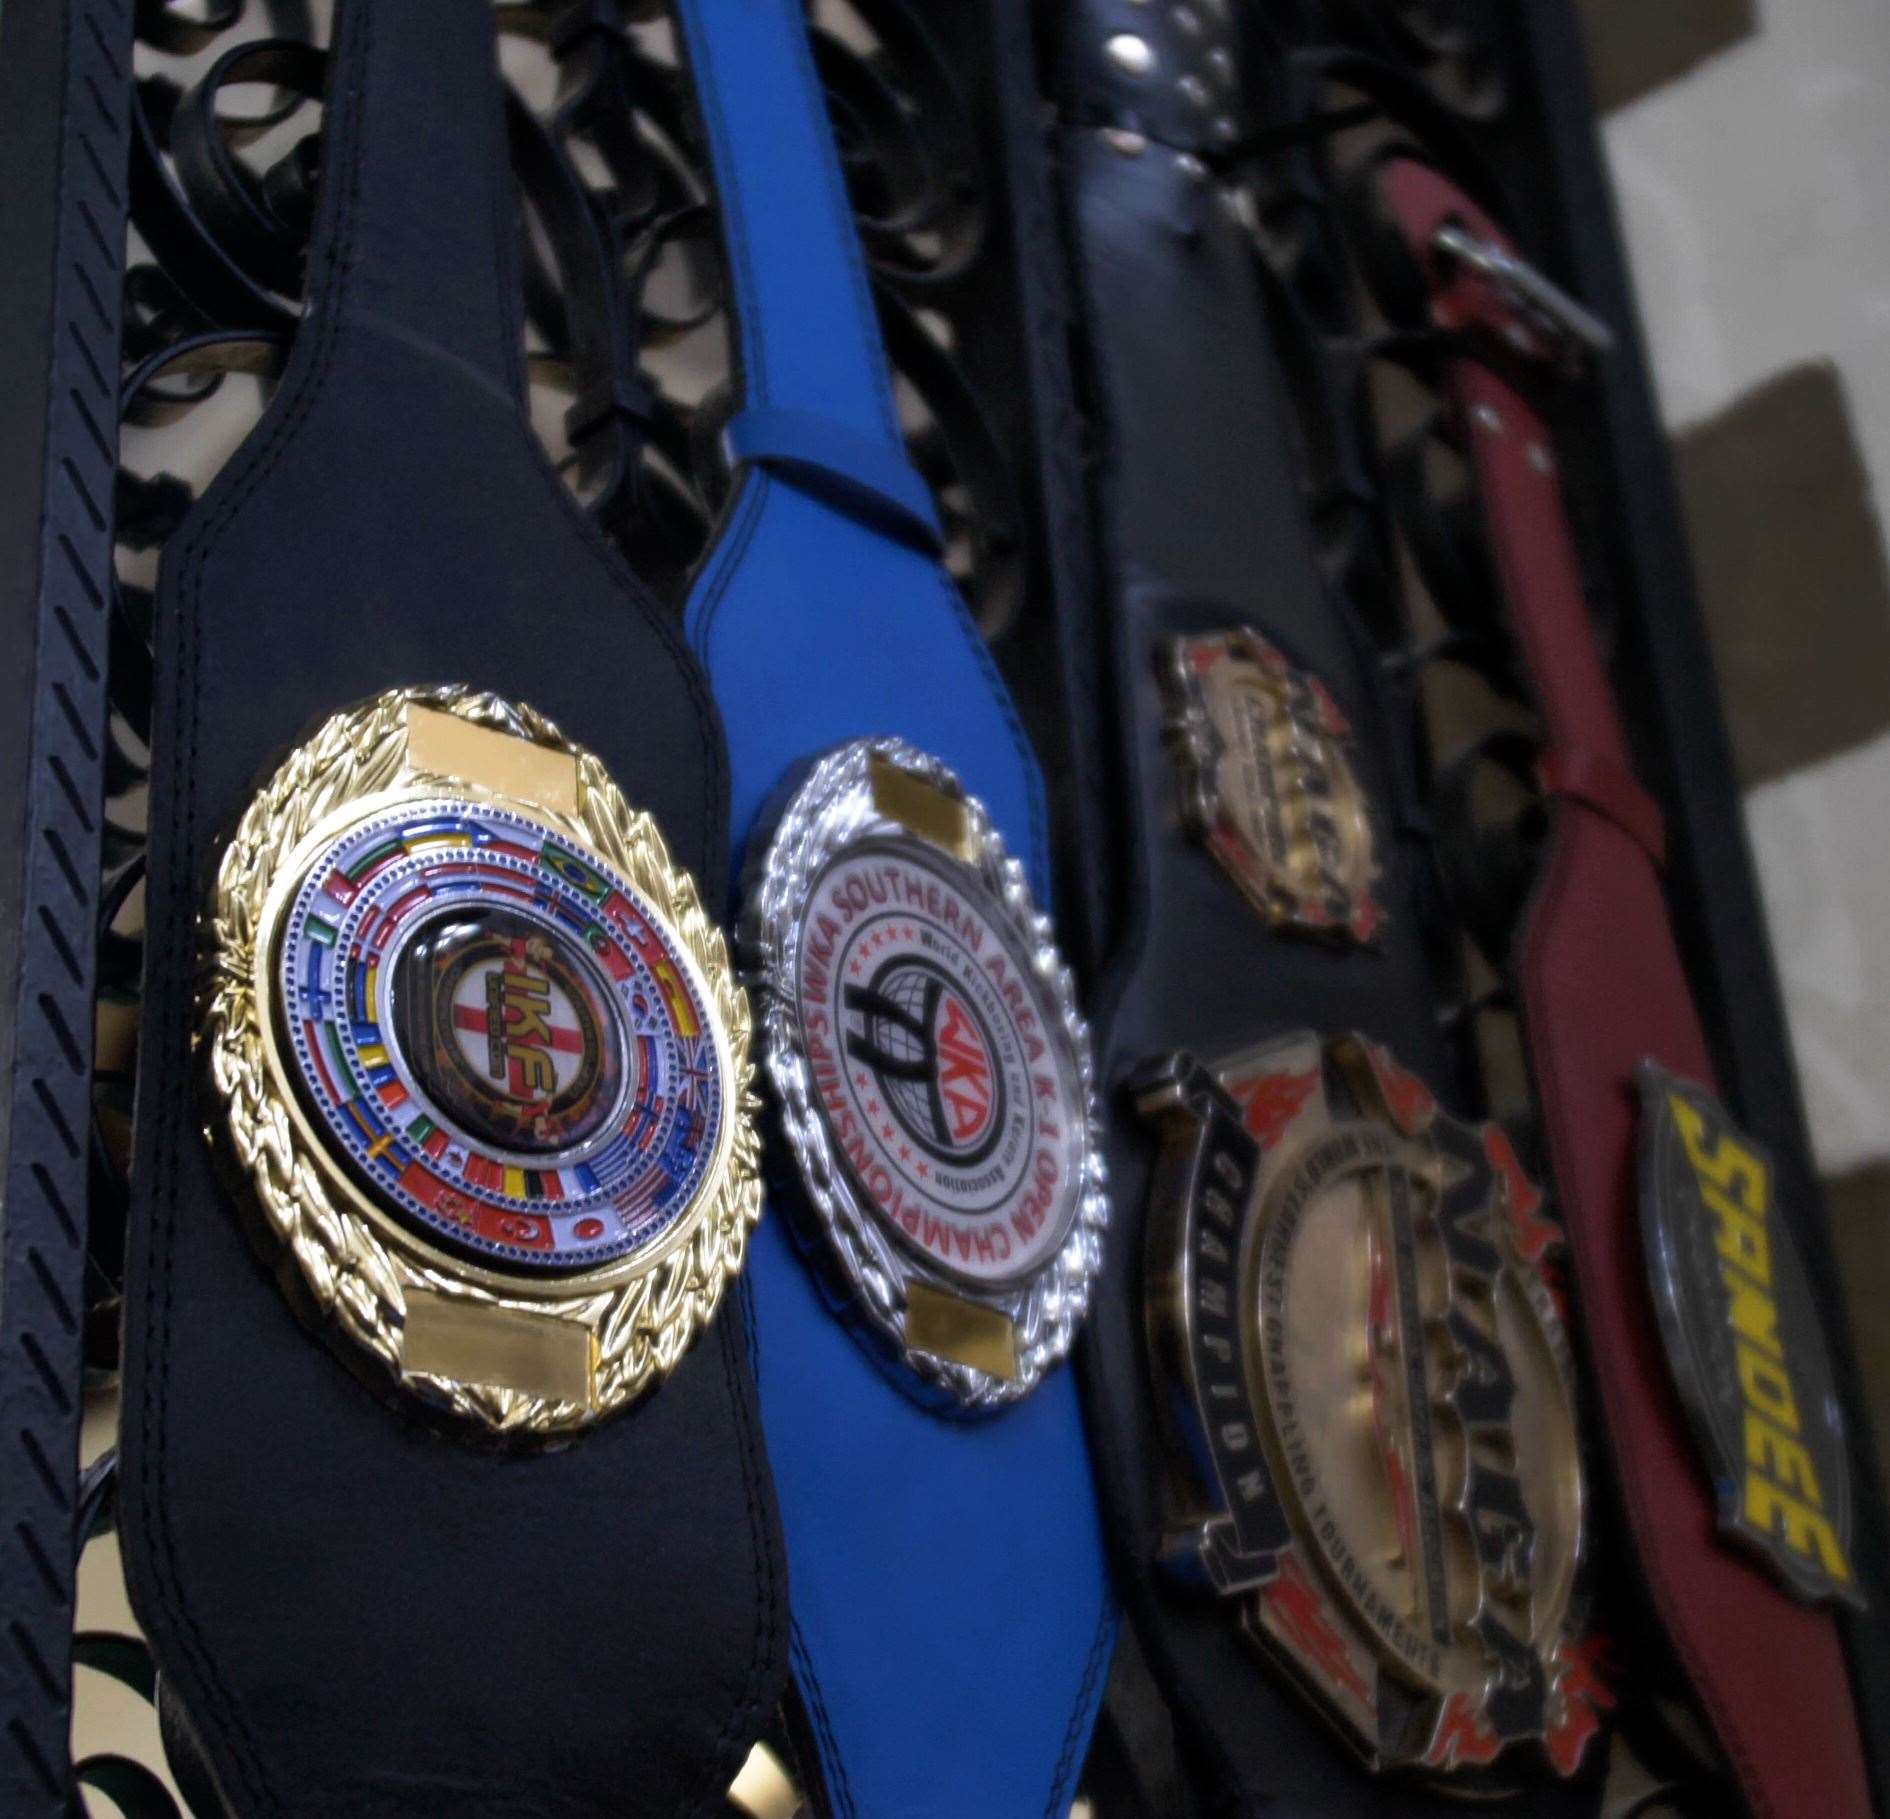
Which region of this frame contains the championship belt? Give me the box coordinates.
[118,4,784,1810]
[1048,2,1606,1811]
[1362,154,1872,1818]
[669,0,1115,1809]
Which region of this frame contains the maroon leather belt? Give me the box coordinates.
[1374,154,1870,1819]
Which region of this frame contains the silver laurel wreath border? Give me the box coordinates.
[743,737,1109,1411]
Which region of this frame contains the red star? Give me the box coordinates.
[899,1144,913,1162]
[881,1123,895,1141]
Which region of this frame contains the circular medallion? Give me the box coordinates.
[271,798,723,1275]
[1135,1034,1604,1781]
[745,738,1107,1409]
[205,686,761,1436]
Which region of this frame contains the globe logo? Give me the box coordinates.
[844,953,1005,1170]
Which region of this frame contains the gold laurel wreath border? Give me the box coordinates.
[201,685,762,1437]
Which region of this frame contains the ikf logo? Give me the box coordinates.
[403,906,618,1156]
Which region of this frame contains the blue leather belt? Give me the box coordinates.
[674,1,1115,1811]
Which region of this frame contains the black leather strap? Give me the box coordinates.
[117,5,784,1812]
[1052,6,1598,1813]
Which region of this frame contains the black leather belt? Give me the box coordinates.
[1048,3,1607,1811]
[117,4,784,1810]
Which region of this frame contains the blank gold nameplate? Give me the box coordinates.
[406,700,581,817]
[402,1289,598,1407]
[904,1282,1020,1382]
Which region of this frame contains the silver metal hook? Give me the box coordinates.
[1431,220,1616,356]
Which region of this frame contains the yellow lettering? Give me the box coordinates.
[1721,1263,1782,1359]
[1745,1473,1852,1583]
[1737,1342,1800,1432]
[1706,1182,1771,1285]
[1672,1095,1768,1215]
[1745,1410,1823,1506]
[512,1047,555,1096]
